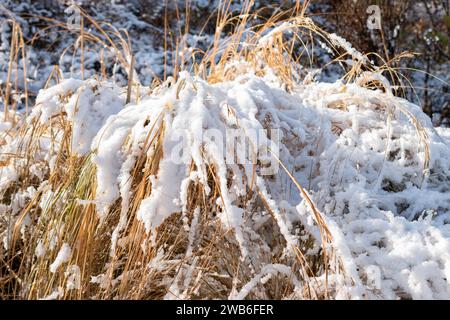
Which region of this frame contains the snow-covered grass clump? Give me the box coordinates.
[1,9,450,300]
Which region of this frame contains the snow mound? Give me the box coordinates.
[1,67,450,299]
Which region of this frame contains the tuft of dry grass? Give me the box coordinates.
[1,19,29,123]
[0,0,434,300]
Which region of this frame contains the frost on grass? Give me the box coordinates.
[1,22,450,300]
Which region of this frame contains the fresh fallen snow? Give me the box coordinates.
[1,67,450,299]
[32,79,125,156]
[49,243,72,273]
[328,33,369,64]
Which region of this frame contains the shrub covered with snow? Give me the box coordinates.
[1,7,450,300]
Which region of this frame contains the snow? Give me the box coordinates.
[32,78,125,156]
[231,264,302,300]
[92,73,448,298]
[49,243,72,273]
[39,288,63,300]
[328,33,369,64]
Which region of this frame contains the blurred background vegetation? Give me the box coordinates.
[1,0,449,125]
